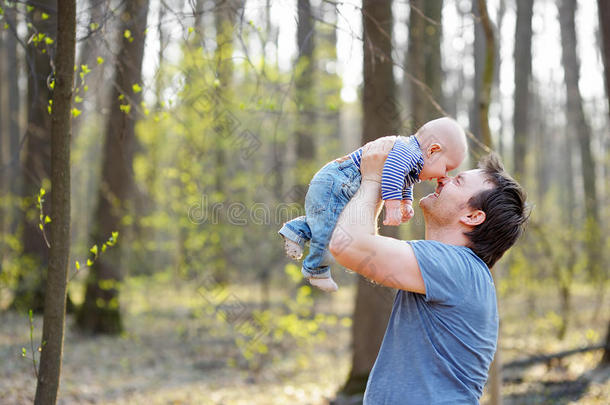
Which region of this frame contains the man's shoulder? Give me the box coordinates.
[407,240,496,307]
[408,240,490,278]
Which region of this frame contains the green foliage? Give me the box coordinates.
[126,27,344,281]
[70,232,119,282]
[36,188,50,247]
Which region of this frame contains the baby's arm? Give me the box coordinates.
[381,139,417,226]
[400,185,414,222]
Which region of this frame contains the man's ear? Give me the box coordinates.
[460,209,486,226]
[427,143,442,157]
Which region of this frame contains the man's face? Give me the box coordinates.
[419,169,493,226]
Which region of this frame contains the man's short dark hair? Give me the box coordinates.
[465,153,528,268]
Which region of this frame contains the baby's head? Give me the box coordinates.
[414,117,467,180]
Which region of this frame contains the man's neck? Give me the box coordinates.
[424,225,470,247]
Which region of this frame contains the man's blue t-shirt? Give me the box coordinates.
[363,240,498,405]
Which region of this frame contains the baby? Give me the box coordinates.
[278,117,468,292]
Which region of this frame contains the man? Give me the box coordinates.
[329,137,528,404]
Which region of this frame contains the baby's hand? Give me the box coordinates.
[383,199,402,226]
[401,200,414,222]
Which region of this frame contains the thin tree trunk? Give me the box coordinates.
[512,0,533,180]
[558,0,602,306]
[599,0,610,120]
[75,0,150,334]
[340,0,397,395]
[211,0,241,283]
[33,0,75,402]
[494,0,505,159]
[469,0,485,149]
[11,0,57,313]
[6,5,21,220]
[295,0,316,205]
[558,119,577,341]
[475,1,500,403]
[477,0,494,149]
[407,0,444,127]
[0,22,5,230]
[596,0,610,366]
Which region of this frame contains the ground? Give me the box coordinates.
[0,273,608,404]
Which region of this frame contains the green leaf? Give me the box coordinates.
[86,259,93,266]
[112,231,119,241]
[75,261,80,270]
[26,5,34,12]
[49,80,55,90]
[119,104,131,114]
[74,95,83,103]
[38,224,43,230]
[44,215,51,224]
[90,244,98,256]
[81,64,91,74]
[123,29,131,39]
[90,22,99,31]
[41,12,49,20]
[132,83,142,93]
[44,37,54,45]
[71,108,81,117]
[22,347,26,357]
[96,56,104,65]
[101,243,107,252]
[40,188,46,196]
[188,27,194,34]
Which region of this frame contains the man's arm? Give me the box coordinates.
[328,139,426,293]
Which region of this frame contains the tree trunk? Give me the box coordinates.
[474,1,501,402]
[210,0,241,283]
[11,0,57,313]
[558,0,602,303]
[494,0,505,159]
[469,0,485,149]
[476,0,495,149]
[512,0,533,180]
[294,0,316,206]
[407,0,444,128]
[598,0,610,120]
[340,0,397,396]
[75,0,150,334]
[0,19,5,231]
[0,7,21,205]
[33,0,75,402]
[596,0,610,366]
[5,5,22,219]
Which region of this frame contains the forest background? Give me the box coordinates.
[0,0,609,404]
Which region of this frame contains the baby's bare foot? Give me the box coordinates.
[282,236,303,260]
[309,277,338,292]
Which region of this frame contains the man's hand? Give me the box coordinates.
[401,200,414,222]
[360,136,397,183]
[383,199,402,226]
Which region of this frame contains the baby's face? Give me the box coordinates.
[419,149,463,181]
